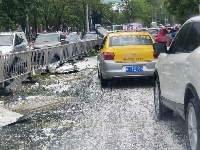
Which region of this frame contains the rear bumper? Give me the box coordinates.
[99,59,156,79]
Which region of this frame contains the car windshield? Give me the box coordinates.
[69,32,78,36]
[0,35,13,46]
[35,34,59,42]
[83,34,97,40]
[110,35,153,47]
[147,29,158,34]
[68,35,81,43]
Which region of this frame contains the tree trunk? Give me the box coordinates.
[45,16,48,32]
[34,15,37,37]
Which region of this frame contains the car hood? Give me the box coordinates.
[33,41,60,49]
[0,46,13,54]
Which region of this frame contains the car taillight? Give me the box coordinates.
[103,52,115,60]
[153,52,160,59]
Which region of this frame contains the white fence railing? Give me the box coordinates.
[0,39,103,87]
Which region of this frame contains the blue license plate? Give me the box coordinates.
[126,66,143,72]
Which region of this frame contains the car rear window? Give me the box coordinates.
[0,35,13,46]
[83,34,97,40]
[147,29,158,34]
[110,35,153,47]
[36,34,59,42]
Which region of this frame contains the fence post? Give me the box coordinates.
[76,42,83,60]
[0,51,4,87]
[44,45,50,72]
[27,47,32,74]
[59,45,64,66]
[65,44,72,63]
[78,42,81,56]
[82,41,87,57]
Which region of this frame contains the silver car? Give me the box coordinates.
[31,32,67,63]
[97,31,156,87]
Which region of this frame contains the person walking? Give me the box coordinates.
[155,28,171,46]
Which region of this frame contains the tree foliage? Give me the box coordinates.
[0,0,184,32]
[164,0,199,24]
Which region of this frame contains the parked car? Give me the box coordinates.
[147,28,159,39]
[153,16,200,150]
[66,33,82,44]
[82,33,98,41]
[82,33,104,41]
[31,32,67,63]
[0,32,29,79]
[97,30,156,87]
[141,28,148,32]
[31,32,66,49]
[0,32,28,54]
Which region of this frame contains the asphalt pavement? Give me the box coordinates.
[0,57,189,150]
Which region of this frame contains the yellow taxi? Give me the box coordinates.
[97,25,156,87]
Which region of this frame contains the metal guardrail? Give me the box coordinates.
[0,39,103,87]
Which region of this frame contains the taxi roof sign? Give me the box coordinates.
[113,23,142,31]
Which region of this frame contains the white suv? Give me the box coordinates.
[0,32,29,79]
[0,32,28,54]
[153,16,200,150]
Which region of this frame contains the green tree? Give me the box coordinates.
[164,0,199,24]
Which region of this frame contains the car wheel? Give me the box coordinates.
[100,73,108,88]
[154,77,173,120]
[186,98,200,150]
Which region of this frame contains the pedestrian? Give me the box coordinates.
[31,35,36,42]
[81,29,86,39]
[155,28,171,47]
[170,27,177,39]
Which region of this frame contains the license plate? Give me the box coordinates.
[126,66,143,72]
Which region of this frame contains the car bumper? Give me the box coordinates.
[99,59,156,79]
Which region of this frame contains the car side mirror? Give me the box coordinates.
[153,42,167,53]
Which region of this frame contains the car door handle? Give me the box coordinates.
[170,62,174,64]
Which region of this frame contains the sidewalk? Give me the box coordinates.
[0,56,97,127]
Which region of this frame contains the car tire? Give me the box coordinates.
[100,73,108,88]
[154,77,173,120]
[186,98,200,150]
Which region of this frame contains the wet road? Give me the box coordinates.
[0,65,189,149]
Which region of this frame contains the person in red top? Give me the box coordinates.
[155,28,171,47]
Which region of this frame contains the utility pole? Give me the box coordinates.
[86,4,90,32]
[199,0,200,15]
[26,14,30,41]
[34,14,37,37]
